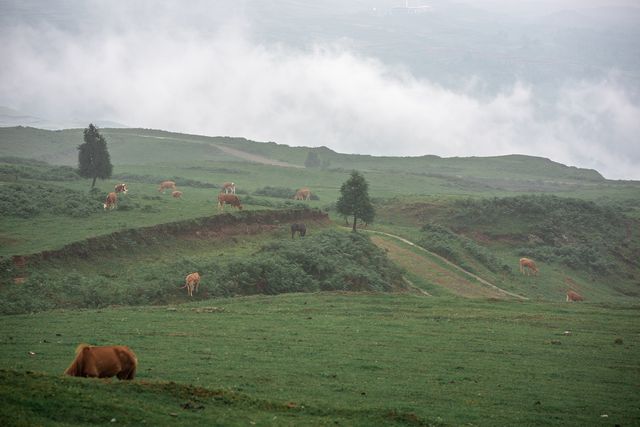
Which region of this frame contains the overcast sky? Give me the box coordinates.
[1,0,639,179]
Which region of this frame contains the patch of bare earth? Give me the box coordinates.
[371,235,509,299]
[210,144,303,168]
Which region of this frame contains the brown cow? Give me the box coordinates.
[64,344,137,380]
[566,290,584,302]
[158,180,177,193]
[172,190,183,199]
[294,187,311,201]
[103,192,117,210]
[519,257,538,276]
[222,182,236,194]
[217,193,243,211]
[182,272,201,297]
[114,183,128,194]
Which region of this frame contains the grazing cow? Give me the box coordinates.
[291,223,307,238]
[114,183,128,194]
[182,272,201,297]
[566,290,584,302]
[519,257,538,276]
[158,180,177,193]
[294,187,311,201]
[64,344,137,380]
[103,192,117,210]
[217,193,243,211]
[172,190,183,199]
[222,182,236,194]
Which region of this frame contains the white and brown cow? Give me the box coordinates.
[114,183,128,194]
[172,190,183,199]
[519,257,539,276]
[182,272,201,297]
[222,182,236,194]
[217,193,243,211]
[158,180,177,193]
[103,192,117,210]
[294,187,311,201]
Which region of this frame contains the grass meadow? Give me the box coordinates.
[1,126,639,425]
[1,294,638,426]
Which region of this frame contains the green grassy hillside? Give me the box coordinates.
[0,126,609,181]
[1,294,638,426]
[373,194,640,302]
[1,125,639,425]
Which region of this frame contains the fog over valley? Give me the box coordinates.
[1,0,639,179]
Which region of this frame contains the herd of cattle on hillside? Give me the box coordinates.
[100,179,586,304]
[57,179,588,381]
[103,180,312,212]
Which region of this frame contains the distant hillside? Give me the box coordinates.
[0,126,606,184]
[0,107,127,130]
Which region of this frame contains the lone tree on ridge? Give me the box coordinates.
[336,170,374,232]
[78,123,112,188]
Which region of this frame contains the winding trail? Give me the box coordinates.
[364,229,528,300]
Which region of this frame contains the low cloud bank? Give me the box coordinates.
[1,20,638,179]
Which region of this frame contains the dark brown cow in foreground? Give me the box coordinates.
[114,183,128,194]
[103,192,117,210]
[519,257,538,276]
[64,344,137,380]
[182,272,201,297]
[172,190,183,199]
[291,223,306,238]
[217,193,243,211]
[566,290,584,302]
[294,187,311,201]
[158,180,177,193]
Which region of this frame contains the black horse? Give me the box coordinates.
[291,223,307,238]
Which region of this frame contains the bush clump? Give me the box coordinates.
[419,223,512,274]
[0,183,103,218]
[450,195,630,274]
[0,229,406,314]
[0,158,80,182]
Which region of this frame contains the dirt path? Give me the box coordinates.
[123,133,302,168]
[209,144,303,168]
[367,230,528,300]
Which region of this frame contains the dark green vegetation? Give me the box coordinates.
[77,124,113,188]
[0,222,405,315]
[337,170,375,232]
[1,295,638,426]
[1,126,639,425]
[375,194,640,302]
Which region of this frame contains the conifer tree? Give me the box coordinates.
[78,124,112,188]
[336,170,374,232]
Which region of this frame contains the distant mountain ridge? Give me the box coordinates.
[0,125,606,183]
[0,106,128,130]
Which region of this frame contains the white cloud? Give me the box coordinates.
[1,13,639,179]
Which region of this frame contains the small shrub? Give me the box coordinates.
[254,186,296,199]
[0,183,102,218]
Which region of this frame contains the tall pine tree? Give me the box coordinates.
[78,124,112,188]
[336,170,374,232]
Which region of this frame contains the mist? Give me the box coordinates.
[1,0,639,179]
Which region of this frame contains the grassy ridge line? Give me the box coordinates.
[363,229,528,300]
[0,127,610,183]
[10,208,328,261]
